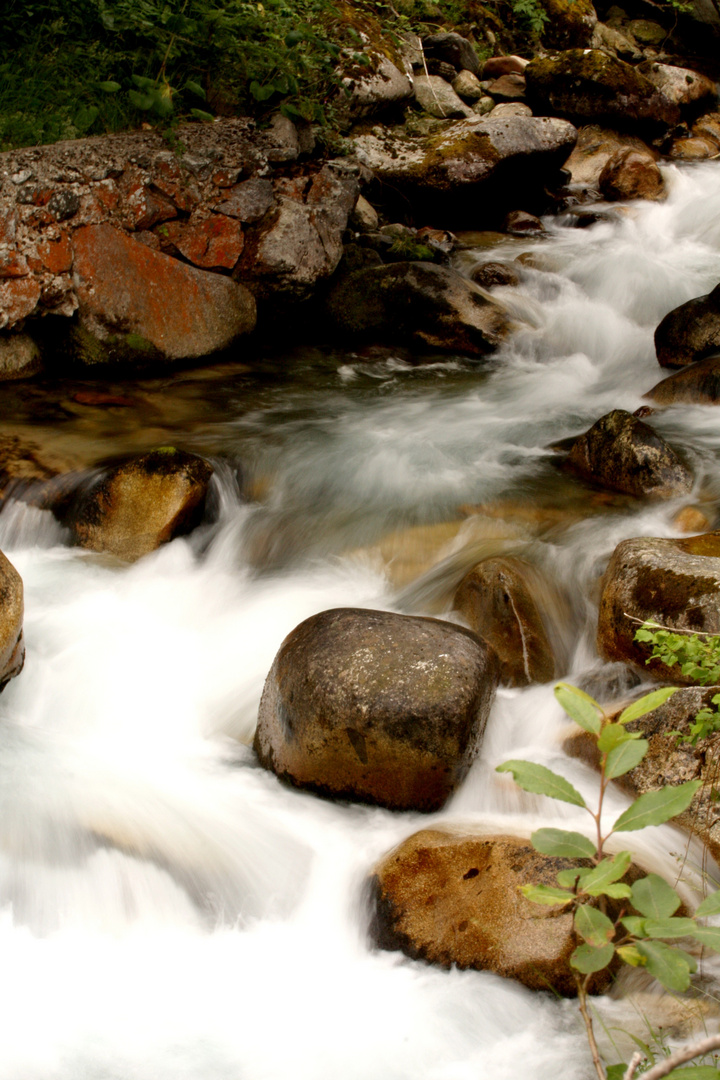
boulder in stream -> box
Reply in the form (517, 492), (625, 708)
(563, 126), (662, 200)
(654, 285), (720, 368)
(325, 262), (511, 356)
(254, 607), (499, 812)
(597, 532), (720, 679)
(646, 356), (720, 404)
(454, 557), (556, 686)
(598, 147), (665, 202)
(369, 829), (619, 995)
(562, 409), (693, 499)
(68, 448), (214, 562)
(0, 550), (25, 690)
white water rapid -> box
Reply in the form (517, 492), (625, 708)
(1, 161), (720, 1080)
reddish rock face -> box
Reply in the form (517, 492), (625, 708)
(72, 223), (256, 363)
(162, 214), (244, 269)
(0, 279), (41, 329)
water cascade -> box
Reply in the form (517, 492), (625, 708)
(1, 160), (720, 1079)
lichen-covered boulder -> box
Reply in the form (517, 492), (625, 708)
(325, 262), (511, 356)
(597, 533), (720, 679)
(525, 50), (680, 131)
(454, 557), (556, 686)
(563, 409), (693, 499)
(68, 448), (214, 562)
(72, 224), (256, 367)
(598, 147), (665, 201)
(254, 608), (499, 812)
(654, 285), (720, 368)
(368, 829), (616, 995)
(341, 54), (414, 119)
(646, 356), (720, 405)
(641, 63), (716, 110)
(0, 551), (25, 690)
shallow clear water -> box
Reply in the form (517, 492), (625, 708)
(1, 161), (720, 1078)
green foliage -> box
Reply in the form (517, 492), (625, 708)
(634, 622), (720, 744)
(497, 681), (720, 1080)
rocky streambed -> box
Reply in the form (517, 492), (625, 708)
(1, 15), (720, 1080)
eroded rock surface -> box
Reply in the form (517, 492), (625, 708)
(655, 285), (720, 368)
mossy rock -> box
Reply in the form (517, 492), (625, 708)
(539, 0), (597, 48)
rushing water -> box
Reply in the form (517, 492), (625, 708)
(1, 162), (720, 1079)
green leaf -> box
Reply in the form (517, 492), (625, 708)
(132, 74), (155, 91)
(557, 867), (591, 888)
(617, 944), (646, 967)
(621, 916), (647, 936)
(570, 942), (615, 973)
(128, 89), (155, 111)
(606, 1067), (628, 1080)
(605, 739), (649, 779)
(597, 723), (640, 753)
(554, 682), (602, 734)
(496, 761), (586, 807)
(190, 109), (214, 122)
(603, 883), (633, 899)
(73, 105), (99, 133)
(643, 917), (698, 939)
(694, 890), (720, 918)
(580, 852), (631, 897)
(635, 941), (696, 992)
(96, 80), (121, 92)
(531, 828), (596, 859)
(185, 80), (206, 99)
(575, 905), (615, 947)
(617, 687), (679, 724)
(630, 874), (681, 919)
(691, 926), (720, 951)
(520, 884), (574, 906)
(613, 781), (701, 832)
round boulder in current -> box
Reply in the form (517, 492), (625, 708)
(254, 607), (499, 811)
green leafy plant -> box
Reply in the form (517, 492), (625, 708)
(634, 622), (720, 745)
(497, 682), (720, 1080)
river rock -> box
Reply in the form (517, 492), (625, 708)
(452, 70), (486, 103)
(413, 75), (474, 119)
(470, 261), (521, 287)
(0, 331), (42, 380)
(71, 224), (256, 367)
(655, 285), (720, 368)
(325, 261), (511, 356)
(564, 126), (660, 197)
(598, 147), (665, 201)
(525, 50), (680, 132)
(692, 113), (720, 148)
(669, 137), (718, 161)
(368, 829), (615, 995)
(646, 356), (720, 404)
(591, 21), (643, 62)
(350, 194), (379, 232)
(563, 409), (693, 499)
(0, 550), (25, 690)
(352, 115), (578, 221)
(214, 177), (276, 224)
(481, 56), (529, 78)
(422, 33), (481, 76)
(254, 608), (499, 812)
(597, 533), (720, 679)
(486, 75), (527, 102)
(505, 210), (544, 235)
(238, 161), (359, 299)
(454, 557), (556, 685)
(641, 63), (716, 110)
(68, 448), (214, 562)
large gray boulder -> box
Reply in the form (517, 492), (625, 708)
(597, 533), (720, 679)
(413, 75), (473, 119)
(325, 262), (512, 356)
(563, 409), (693, 499)
(369, 829), (622, 995)
(525, 50), (680, 131)
(352, 115), (577, 220)
(654, 285), (720, 368)
(254, 608), (499, 812)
